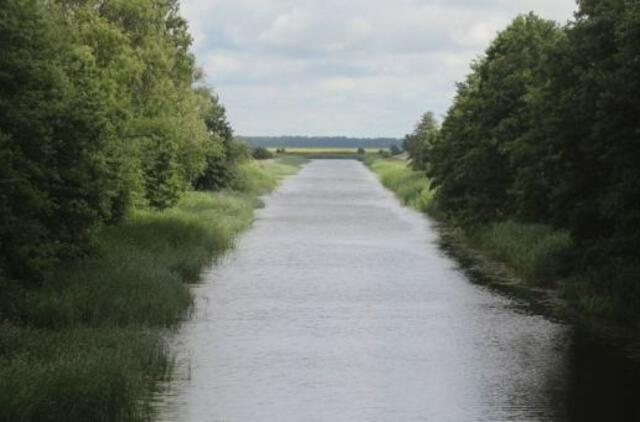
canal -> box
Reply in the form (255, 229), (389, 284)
(154, 160), (639, 421)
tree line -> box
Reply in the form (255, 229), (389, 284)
(404, 1), (640, 315)
(246, 136), (403, 149)
(0, 0), (248, 285)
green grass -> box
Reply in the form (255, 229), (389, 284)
(367, 158), (640, 323)
(0, 158), (304, 421)
(470, 221), (572, 286)
(366, 158), (435, 213)
(559, 260), (640, 321)
(366, 157), (572, 287)
(0, 326), (169, 422)
(230, 159), (303, 194)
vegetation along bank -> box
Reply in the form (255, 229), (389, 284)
(0, 0), (305, 419)
(371, 2), (640, 325)
(0, 158), (304, 421)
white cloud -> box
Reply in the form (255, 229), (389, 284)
(181, 0), (577, 137)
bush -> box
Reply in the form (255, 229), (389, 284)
(252, 147), (274, 160)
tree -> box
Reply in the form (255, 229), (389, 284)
(429, 13), (562, 225)
(252, 147), (274, 160)
(403, 112), (439, 171)
(0, 0), (119, 281)
(192, 87), (243, 190)
(0, 0), (230, 283)
(519, 0), (640, 282)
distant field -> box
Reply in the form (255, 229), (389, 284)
(268, 147), (386, 154)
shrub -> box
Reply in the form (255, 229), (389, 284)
(252, 147), (274, 160)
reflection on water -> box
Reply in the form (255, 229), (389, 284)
(153, 160), (640, 421)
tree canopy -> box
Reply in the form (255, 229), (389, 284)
(405, 5), (640, 313)
(0, 0), (240, 284)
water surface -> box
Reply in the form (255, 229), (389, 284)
(154, 160), (639, 422)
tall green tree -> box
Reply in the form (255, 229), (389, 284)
(520, 0), (640, 276)
(0, 0), (117, 281)
(430, 13), (563, 225)
(0, 0), (230, 283)
(193, 87), (246, 191)
(403, 111), (439, 172)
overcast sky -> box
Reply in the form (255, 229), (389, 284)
(181, 0), (578, 138)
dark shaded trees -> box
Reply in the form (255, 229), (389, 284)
(0, 0), (234, 283)
(193, 87), (244, 190)
(517, 0), (640, 307)
(0, 0), (117, 281)
(412, 5), (640, 316)
(428, 13), (563, 225)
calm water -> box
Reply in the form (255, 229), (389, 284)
(154, 160), (639, 422)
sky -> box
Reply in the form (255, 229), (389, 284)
(180, 0), (578, 138)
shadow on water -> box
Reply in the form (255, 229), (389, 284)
(434, 221), (640, 422)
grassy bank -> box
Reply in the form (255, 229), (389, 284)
(366, 159), (435, 213)
(367, 158), (640, 324)
(0, 158), (303, 421)
(365, 157), (574, 290)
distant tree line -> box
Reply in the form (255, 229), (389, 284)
(246, 136), (402, 149)
(0, 0), (249, 285)
(405, 3), (640, 312)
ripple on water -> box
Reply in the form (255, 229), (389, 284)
(153, 160), (640, 422)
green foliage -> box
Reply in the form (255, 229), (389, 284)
(403, 111), (439, 171)
(192, 87), (239, 191)
(0, 0), (302, 417)
(230, 159), (301, 194)
(0, 159), (303, 420)
(368, 158), (571, 287)
(517, 1), (640, 272)
(471, 222), (572, 286)
(0, 326), (168, 422)
(0, 0), (240, 282)
(429, 13), (562, 225)
(252, 146), (275, 160)
(367, 158), (435, 213)
(412, 6), (640, 319)
(0, 0), (117, 282)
